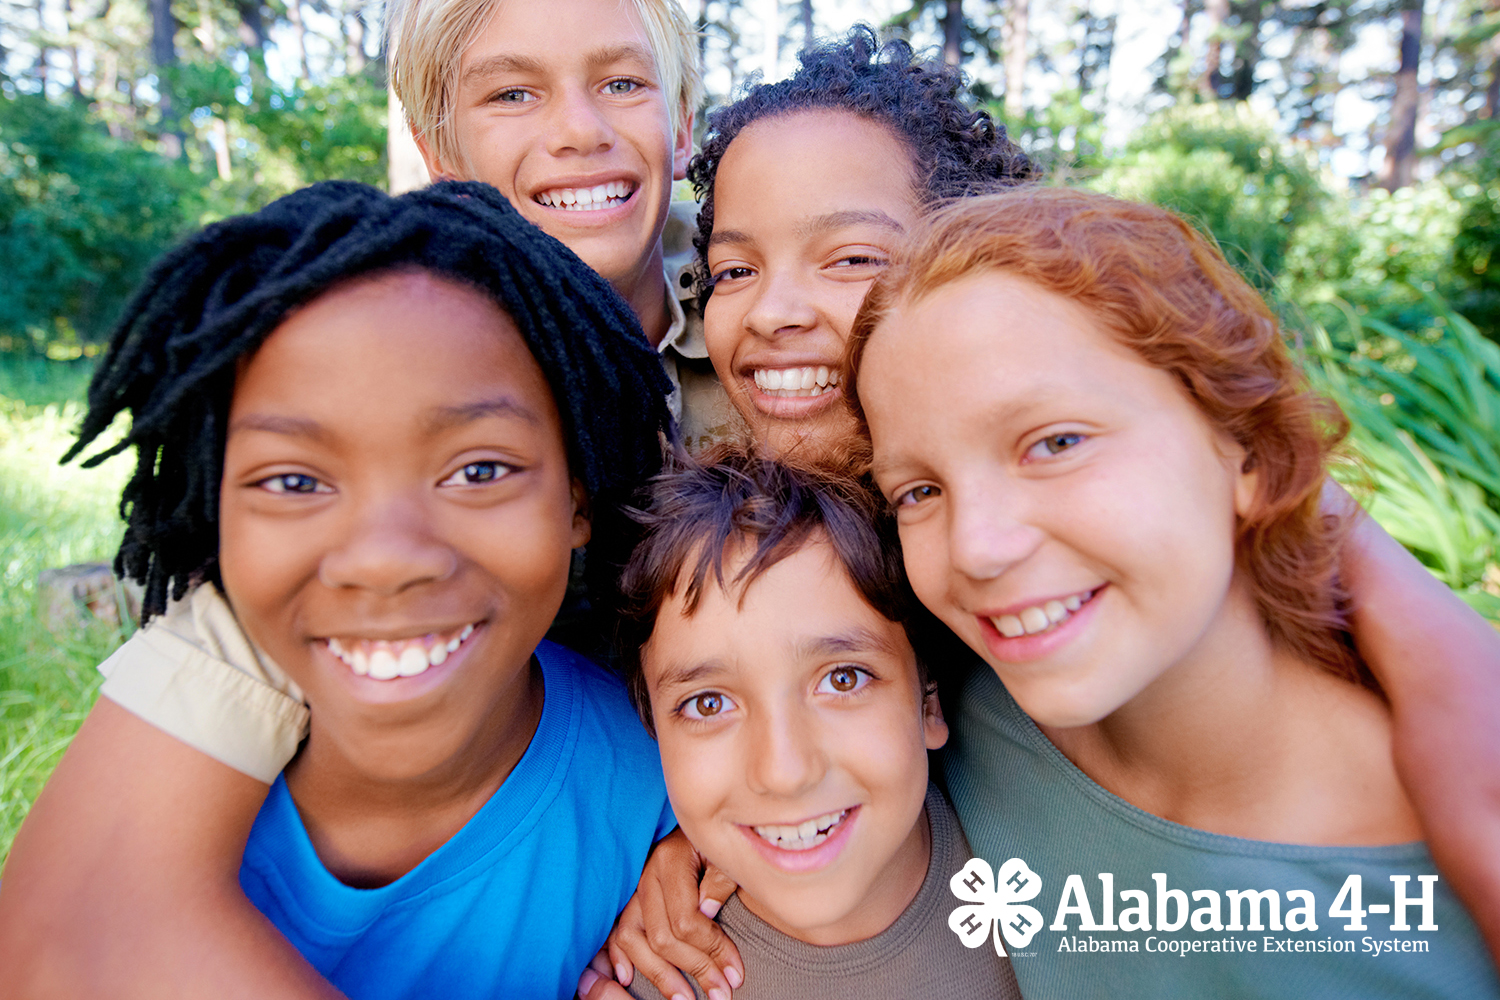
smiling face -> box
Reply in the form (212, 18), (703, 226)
(860, 272), (1259, 729)
(642, 538), (946, 946)
(704, 110), (921, 458)
(423, 0), (691, 300)
(218, 270), (587, 782)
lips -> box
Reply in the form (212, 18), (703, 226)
(751, 366), (840, 398)
(325, 623), (477, 680)
(988, 588), (1099, 638)
(740, 805), (861, 874)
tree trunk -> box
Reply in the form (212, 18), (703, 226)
(1379, 0), (1423, 191)
(942, 0), (962, 67)
(149, 0), (182, 157)
(801, 0), (813, 50)
(286, 0), (310, 80)
(1228, 0), (1263, 100)
(346, 1), (366, 75)
(1200, 0), (1228, 99)
(1004, 0), (1029, 119)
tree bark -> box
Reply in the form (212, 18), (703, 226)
(149, 0), (182, 158)
(1379, 0), (1423, 191)
(1004, 0), (1029, 119)
(1228, 0), (1263, 100)
(1200, 0), (1228, 99)
(942, 0), (962, 67)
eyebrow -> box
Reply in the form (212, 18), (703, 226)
(227, 414), (329, 443)
(423, 396), (543, 434)
(707, 210), (905, 251)
(462, 44), (656, 88)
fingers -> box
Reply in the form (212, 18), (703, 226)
(577, 967), (635, 1000)
(697, 865), (740, 921)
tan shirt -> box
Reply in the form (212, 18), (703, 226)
(97, 203), (735, 781)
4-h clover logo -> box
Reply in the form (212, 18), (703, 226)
(948, 857), (1044, 956)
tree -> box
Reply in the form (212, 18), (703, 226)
(1380, 0), (1424, 190)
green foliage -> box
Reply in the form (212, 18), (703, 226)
(0, 389), (132, 861)
(1093, 104), (1326, 287)
(1306, 294), (1500, 621)
(0, 92), (198, 350)
(1443, 119), (1500, 340)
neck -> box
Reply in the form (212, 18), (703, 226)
(1040, 581), (1419, 846)
(614, 243), (672, 348)
(284, 658), (546, 887)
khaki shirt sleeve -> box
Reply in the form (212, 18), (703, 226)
(97, 585), (309, 784)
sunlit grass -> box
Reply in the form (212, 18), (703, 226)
(0, 387), (131, 863)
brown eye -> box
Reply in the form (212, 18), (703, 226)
(681, 691), (734, 720)
(820, 666), (870, 695)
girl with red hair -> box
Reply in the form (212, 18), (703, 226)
(844, 187), (1499, 998)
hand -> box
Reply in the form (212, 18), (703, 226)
(600, 828), (743, 1000)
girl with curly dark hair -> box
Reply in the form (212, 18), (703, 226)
(683, 25), (1033, 458)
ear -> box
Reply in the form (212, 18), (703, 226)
(671, 106), (694, 182)
(570, 479), (592, 549)
(922, 684), (949, 751)
(413, 129), (458, 183)
(1227, 440), (1260, 522)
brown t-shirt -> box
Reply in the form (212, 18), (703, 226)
(629, 784), (1024, 1000)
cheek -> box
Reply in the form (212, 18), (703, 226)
(656, 728), (736, 835)
(897, 521), (961, 625)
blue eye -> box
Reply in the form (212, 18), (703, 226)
(1025, 433), (1087, 460)
(817, 666), (872, 695)
(439, 461), (514, 487)
(604, 78), (642, 95)
(492, 88), (534, 104)
(258, 473), (329, 495)
(895, 484), (940, 507)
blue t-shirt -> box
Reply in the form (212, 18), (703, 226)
(239, 641), (675, 1000)
(945, 665), (1500, 1000)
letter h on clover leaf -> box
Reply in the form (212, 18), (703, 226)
(949, 857), (1045, 955)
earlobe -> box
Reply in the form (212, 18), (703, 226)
(922, 687), (949, 751)
(671, 107), (694, 182)
(413, 130), (456, 183)
(570, 480), (592, 549)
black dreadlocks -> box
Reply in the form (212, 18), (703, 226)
(686, 24), (1035, 298)
(66, 180), (674, 625)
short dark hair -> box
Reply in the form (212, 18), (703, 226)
(67, 180), (674, 624)
(685, 24), (1035, 295)
(617, 447), (952, 733)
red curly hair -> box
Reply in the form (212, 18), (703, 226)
(845, 187), (1361, 683)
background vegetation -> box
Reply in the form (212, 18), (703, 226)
(2, 0), (1499, 860)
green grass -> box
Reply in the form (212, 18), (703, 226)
(0, 385), (131, 863)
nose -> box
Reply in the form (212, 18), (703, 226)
(544, 84), (616, 157)
(745, 702), (827, 799)
(946, 487), (1045, 582)
(743, 267), (819, 340)
(318, 492), (458, 595)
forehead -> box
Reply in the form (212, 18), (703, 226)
(462, 0), (660, 76)
(645, 538), (915, 681)
(232, 271), (561, 437)
(713, 110), (920, 230)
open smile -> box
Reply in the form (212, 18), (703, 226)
(739, 805), (860, 874)
(987, 587), (1101, 638)
(325, 622), (479, 681)
(533, 180), (636, 212)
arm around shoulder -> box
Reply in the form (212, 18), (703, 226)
(0, 697), (341, 999)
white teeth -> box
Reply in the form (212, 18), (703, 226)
(368, 648), (399, 680)
(990, 590), (1095, 640)
(397, 646), (428, 677)
(996, 615), (1025, 638)
(325, 623), (477, 681)
(536, 182), (634, 211)
(752, 809), (849, 851)
(751, 366), (842, 398)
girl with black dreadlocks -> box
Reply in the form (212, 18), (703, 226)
(0, 181), (679, 998)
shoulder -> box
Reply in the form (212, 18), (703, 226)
(535, 641), (663, 773)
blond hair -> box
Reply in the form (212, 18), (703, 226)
(388, 0), (703, 174)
